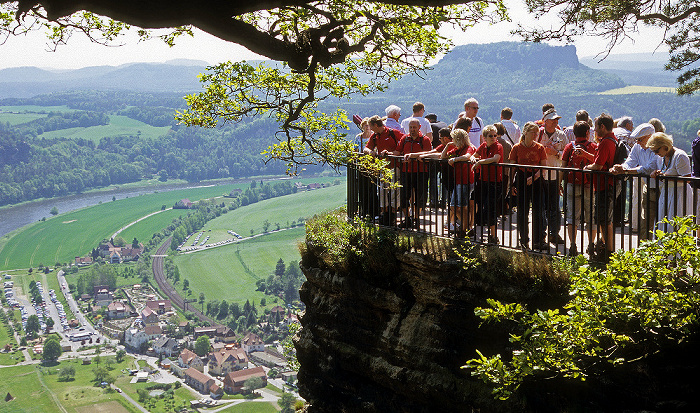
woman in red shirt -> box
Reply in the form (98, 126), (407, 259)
(473, 125), (504, 244)
(441, 127), (476, 238)
(509, 121), (548, 250)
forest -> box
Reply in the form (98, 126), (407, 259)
(0, 91), (325, 207)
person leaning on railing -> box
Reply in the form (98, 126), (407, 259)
(472, 125), (504, 244)
(559, 120), (597, 257)
(609, 123), (661, 240)
(418, 127), (454, 209)
(647, 132), (694, 234)
(364, 115), (404, 225)
(441, 127), (477, 238)
(509, 121), (548, 250)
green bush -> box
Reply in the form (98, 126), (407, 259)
(465, 216), (700, 400)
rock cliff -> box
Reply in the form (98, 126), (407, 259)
(295, 239), (569, 412)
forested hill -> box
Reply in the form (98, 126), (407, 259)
(339, 41), (700, 152)
(340, 41), (625, 122)
(0, 61), (207, 98)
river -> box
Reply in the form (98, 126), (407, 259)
(0, 182), (232, 239)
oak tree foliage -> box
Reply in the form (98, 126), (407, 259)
(0, 0), (505, 172)
(518, 0), (700, 94)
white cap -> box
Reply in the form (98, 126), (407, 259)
(542, 110), (562, 121)
(630, 123), (655, 140)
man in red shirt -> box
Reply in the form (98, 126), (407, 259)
(584, 113), (617, 260)
(395, 119), (432, 228)
(560, 121), (597, 256)
(364, 115), (403, 225)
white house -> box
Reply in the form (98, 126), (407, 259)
(125, 327), (149, 350)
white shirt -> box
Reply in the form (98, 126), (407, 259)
(400, 116), (432, 137)
(385, 118), (404, 133)
(623, 143), (661, 189)
(537, 127), (568, 180)
(500, 119), (521, 145)
(452, 113), (483, 148)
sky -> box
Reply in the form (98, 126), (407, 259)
(0, 1), (669, 70)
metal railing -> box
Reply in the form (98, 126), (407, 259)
(347, 156), (700, 260)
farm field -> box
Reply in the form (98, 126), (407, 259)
(0, 183), (246, 271)
(0, 176), (343, 272)
(599, 85), (676, 95)
(0, 112), (46, 125)
(174, 182), (346, 304)
(37, 115), (171, 142)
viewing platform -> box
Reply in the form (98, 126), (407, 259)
(347, 157), (700, 261)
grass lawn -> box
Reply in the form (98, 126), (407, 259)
(41, 357), (140, 413)
(0, 348), (22, 365)
(0, 364), (61, 412)
(598, 85), (676, 95)
(174, 182), (345, 305)
(38, 115), (171, 142)
(221, 402), (279, 413)
(114, 375), (195, 413)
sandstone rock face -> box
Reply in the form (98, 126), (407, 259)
(295, 250), (556, 412)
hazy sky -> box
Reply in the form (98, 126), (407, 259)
(0, 1), (669, 70)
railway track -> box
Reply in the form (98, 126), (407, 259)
(152, 237), (216, 325)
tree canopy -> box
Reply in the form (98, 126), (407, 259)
(519, 0), (700, 94)
(0, 0), (505, 172)
(2, 0), (700, 171)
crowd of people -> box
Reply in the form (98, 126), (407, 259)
(352, 100), (700, 261)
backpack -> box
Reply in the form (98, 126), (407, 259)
(603, 136), (629, 166)
(371, 128), (399, 147)
(399, 135), (425, 152)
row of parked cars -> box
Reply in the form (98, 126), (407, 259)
(48, 288), (70, 332)
(4, 280), (19, 307)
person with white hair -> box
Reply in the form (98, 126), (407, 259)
(647, 132), (693, 233)
(384, 105), (404, 132)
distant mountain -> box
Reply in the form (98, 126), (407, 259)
(0, 62), (206, 98)
(580, 52), (678, 87)
(339, 41), (626, 123)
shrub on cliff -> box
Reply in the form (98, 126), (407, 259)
(465, 216), (700, 401)
(303, 207), (398, 277)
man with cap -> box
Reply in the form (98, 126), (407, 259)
(609, 122), (661, 240)
(536, 108), (569, 248)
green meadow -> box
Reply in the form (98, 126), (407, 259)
(0, 184), (242, 270)
(0, 364), (60, 413)
(0, 112), (47, 125)
(599, 85), (676, 95)
(0, 177), (344, 271)
(38, 115), (171, 142)
(173, 183), (346, 304)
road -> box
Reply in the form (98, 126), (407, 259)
(151, 237), (216, 325)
